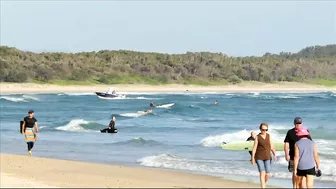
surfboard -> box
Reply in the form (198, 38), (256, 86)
(100, 129), (118, 133)
(156, 103), (175, 108)
(220, 141), (284, 151)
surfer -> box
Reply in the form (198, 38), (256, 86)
(293, 126), (321, 189)
(100, 116), (118, 133)
(150, 102), (157, 107)
(214, 100), (218, 105)
(21, 110), (39, 156)
(246, 131), (257, 156)
(284, 117), (313, 189)
(251, 123), (277, 189)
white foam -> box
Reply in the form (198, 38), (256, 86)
(119, 112), (149, 118)
(59, 92), (95, 96)
(138, 153), (336, 182)
(0, 96), (27, 102)
(55, 119), (91, 132)
(22, 95), (40, 101)
(0, 95), (40, 102)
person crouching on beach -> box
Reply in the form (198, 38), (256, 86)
(293, 127), (321, 189)
(21, 110), (39, 156)
(251, 123), (277, 188)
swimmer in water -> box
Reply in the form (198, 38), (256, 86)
(214, 100), (218, 105)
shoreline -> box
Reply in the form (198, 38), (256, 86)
(0, 153), (266, 188)
(1, 82), (335, 94)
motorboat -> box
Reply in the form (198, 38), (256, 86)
(95, 87), (126, 99)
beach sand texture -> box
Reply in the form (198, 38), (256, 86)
(1, 154), (262, 188)
(0, 82), (335, 94)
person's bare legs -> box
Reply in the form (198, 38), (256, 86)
(306, 175), (314, 189)
(300, 176), (307, 188)
(260, 171), (266, 188)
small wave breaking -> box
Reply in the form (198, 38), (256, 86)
(0, 95), (40, 102)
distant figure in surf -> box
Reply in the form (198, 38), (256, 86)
(150, 102), (157, 107)
(247, 131), (257, 156)
(214, 100), (218, 105)
(21, 109), (39, 156)
(100, 116), (118, 133)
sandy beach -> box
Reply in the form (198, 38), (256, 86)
(0, 82), (335, 94)
(0, 154), (263, 188)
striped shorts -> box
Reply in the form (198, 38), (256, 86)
(25, 128), (36, 142)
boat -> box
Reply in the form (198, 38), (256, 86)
(95, 87), (126, 99)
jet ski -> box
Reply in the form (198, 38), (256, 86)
(95, 87), (126, 99)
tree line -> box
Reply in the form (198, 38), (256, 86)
(0, 45), (335, 84)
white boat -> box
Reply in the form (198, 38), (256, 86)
(95, 87), (126, 99)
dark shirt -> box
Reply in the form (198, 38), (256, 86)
(284, 128), (313, 160)
(108, 120), (115, 130)
(246, 136), (255, 141)
(246, 136), (255, 156)
(24, 116), (37, 128)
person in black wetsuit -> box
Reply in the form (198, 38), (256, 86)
(100, 116), (118, 133)
(247, 131), (257, 156)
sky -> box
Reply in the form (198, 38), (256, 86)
(1, 0), (335, 56)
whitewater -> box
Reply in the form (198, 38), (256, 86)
(0, 91), (335, 187)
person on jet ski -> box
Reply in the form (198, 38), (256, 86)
(100, 116), (118, 133)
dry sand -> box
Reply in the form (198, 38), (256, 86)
(0, 154), (263, 188)
(0, 82), (335, 94)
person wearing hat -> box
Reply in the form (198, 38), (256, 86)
(100, 115), (118, 133)
(293, 126), (321, 188)
(21, 110), (39, 156)
(284, 117), (313, 188)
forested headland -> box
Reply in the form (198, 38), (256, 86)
(1, 45), (336, 86)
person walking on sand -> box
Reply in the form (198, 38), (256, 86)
(293, 126), (321, 189)
(21, 110), (39, 156)
(251, 123), (277, 188)
(284, 117), (313, 188)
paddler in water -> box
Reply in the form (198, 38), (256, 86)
(21, 110), (39, 156)
(100, 116), (118, 133)
(214, 100), (218, 105)
(150, 102), (157, 107)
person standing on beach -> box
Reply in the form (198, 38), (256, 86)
(293, 126), (321, 189)
(284, 117), (313, 188)
(21, 110), (39, 156)
(251, 123), (277, 189)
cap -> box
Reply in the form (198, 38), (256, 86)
(296, 127), (309, 136)
(294, 117), (302, 124)
(28, 110), (34, 113)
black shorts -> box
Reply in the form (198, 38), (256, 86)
(297, 167), (316, 177)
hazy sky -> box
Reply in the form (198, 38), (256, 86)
(1, 0), (335, 56)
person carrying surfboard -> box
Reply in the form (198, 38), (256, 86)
(21, 110), (39, 156)
(251, 123), (277, 189)
(284, 117), (313, 189)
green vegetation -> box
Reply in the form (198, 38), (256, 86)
(0, 45), (335, 86)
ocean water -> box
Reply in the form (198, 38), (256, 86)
(1, 91), (335, 187)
